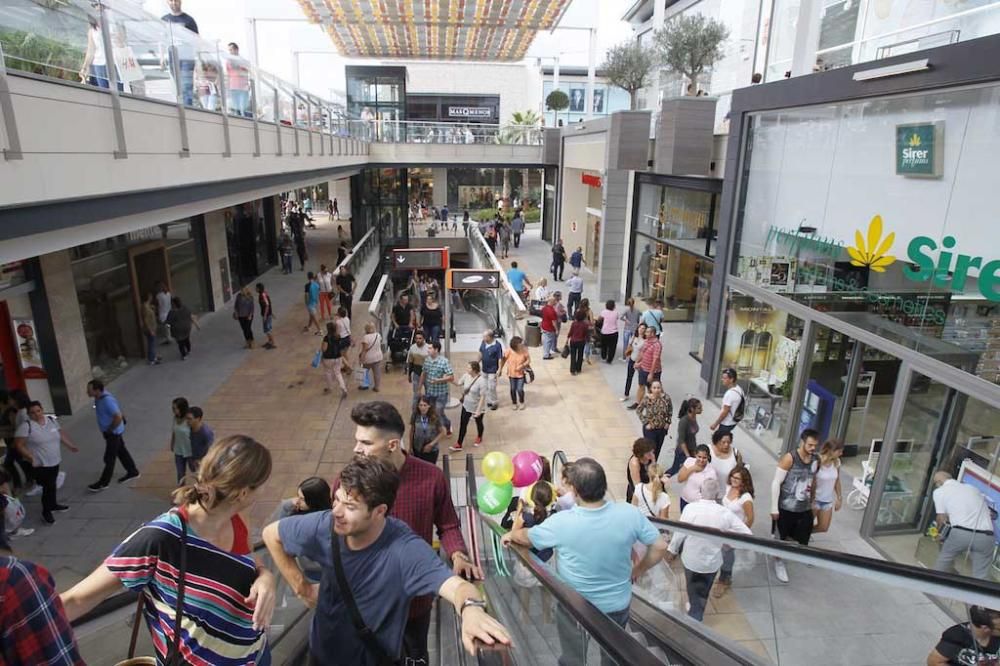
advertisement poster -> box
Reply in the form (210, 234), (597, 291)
(720, 295), (789, 382)
(458, 185), (501, 209)
(12, 318), (45, 378)
(569, 88), (585, 112)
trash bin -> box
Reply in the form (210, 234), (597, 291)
(524, 318), (542, 347)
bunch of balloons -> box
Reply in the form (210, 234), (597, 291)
(477, 450), (545, 514)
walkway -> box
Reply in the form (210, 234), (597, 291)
(492, 227), (950, 666)
(13, 218), (950, 665)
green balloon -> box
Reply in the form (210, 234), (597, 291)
(477, 481), (514, 515)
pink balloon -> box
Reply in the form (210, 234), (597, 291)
(511, 451), (543, 488)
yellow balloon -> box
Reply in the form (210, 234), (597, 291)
(482, 452), (514, 485)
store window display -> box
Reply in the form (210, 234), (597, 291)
(716, 289), (805, 455)
(733, 84), (1000, 385)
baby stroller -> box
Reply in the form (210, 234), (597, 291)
(387, 325), (414, 372)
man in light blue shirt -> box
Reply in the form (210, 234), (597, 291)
(86, 379), (140, 492)
(506, 261), (531, 295)
(502, 458), (667, 666)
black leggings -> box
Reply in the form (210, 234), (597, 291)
(176, 337), (191, 357)
(624, 359), (636, 396)
(457, 407), (484, 445)
(238, 317), (254, 341)
(600, 333), (618, 363)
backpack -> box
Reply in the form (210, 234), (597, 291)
(731, 387), (746, 423)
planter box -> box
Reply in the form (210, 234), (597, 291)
(654, 96), (717, 176)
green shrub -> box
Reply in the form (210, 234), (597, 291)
(0, 28), (85, 82)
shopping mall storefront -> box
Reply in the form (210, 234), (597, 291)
(706, 36), (1000, 583)
(627, 173), (721, 360)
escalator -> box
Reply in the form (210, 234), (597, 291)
(455, 452), (1000, 666)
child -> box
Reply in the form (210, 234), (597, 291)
(511, 481), (555, 623)
(1, 470), (33, 537)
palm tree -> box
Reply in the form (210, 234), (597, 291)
(502, 110), (541, 204)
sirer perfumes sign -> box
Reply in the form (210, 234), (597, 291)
(895, 121), (943, 178)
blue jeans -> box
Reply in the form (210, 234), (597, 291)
(431, 394), (451, 430)
(556, 604), (628, 666)
(621, 329), (634, 358)
(509, 376), (525, 404)
(145, 333), (157, 363)
(89, 65), (123, 91)
(684, 568), (718, 621)
(643, 426), (667, 461)
(423, 324), (441, 343)
(542, 331), (557, 358)
(178, 60), (195, 107)
(228, 89), (250, 117)
(174, 454), (197, 484)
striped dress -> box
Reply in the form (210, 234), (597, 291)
(105, 509), (270, 665)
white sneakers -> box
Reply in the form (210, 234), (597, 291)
(773, 558), (789, 583)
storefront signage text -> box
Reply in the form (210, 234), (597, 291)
(905, 236), (1000, 302)
(447, 106), (493, 119)
(850, 215), (1000, 302)
(798, 263), (948, 325)
(581, 173), (602, 188)
(895, 122), (943, 178)
(766, 225), (844, 258)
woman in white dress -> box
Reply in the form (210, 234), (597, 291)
(714, 466), (755, 598)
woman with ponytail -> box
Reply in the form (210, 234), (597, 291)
(511, 480), (556, 623)
(61, 435), (277, 665)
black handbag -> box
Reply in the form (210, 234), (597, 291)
(120, 511), (188, 666)
(561, 344), (570, 359)
(331, 529), (400, 666)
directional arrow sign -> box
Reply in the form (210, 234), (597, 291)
(391, 248), (449, 270)
(447, 269), (501, 290)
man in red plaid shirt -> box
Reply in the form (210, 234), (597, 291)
(338, 401), (481, 665)
(0, 528), (83, 665)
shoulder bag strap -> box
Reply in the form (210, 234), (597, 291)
(640, 485), (656, 516)
(331, 530), (398, 666)
(167, 511), (189, 666)
(126, 511), (188, 664)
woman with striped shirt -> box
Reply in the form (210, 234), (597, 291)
(61, 435), (277, 665)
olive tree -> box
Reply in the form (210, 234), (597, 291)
(653, 14), (729, 95)
(601, 40), (655, 110)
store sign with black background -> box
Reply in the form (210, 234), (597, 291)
(447, 106), (493, 120)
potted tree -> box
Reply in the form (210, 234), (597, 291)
(652, 14), (729, 96)
(545, 89), (569, 126)
(600, 40), (655, 110)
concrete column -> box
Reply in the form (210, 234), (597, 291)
(586, 29), (597, 119)
(791, 0), (823, 77)
(432, 168), (448, 207)
(330, 178), (352, 219)
(203, 210), (231, 308)
(596, 169), (629, 302)
(38, 250), (91, 412)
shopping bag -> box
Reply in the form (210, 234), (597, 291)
(311, 350), (322, 369)
(359, 368), (372, 390)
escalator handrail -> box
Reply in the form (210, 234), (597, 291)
(550, 450), (569, 487)
(477, 512), (668, 666)
(647, 516), (1000, 608)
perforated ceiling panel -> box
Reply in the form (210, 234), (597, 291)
(296, 0), (572, 60)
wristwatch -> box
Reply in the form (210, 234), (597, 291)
(460, 599), (487, 615)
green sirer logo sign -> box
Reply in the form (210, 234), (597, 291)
(896, 122), (942, 177)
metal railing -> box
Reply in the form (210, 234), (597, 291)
(467, 226), (528, 340)
(347, 119), (543, 146)
(0, 0), (363, 139)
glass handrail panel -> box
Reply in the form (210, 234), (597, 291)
(644, 517), (1000, 665)
(0, 0), (91, 83)
(100, 0), (173, 103)
(0, 0), (346, 133)
(219, 50), (253, 119)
